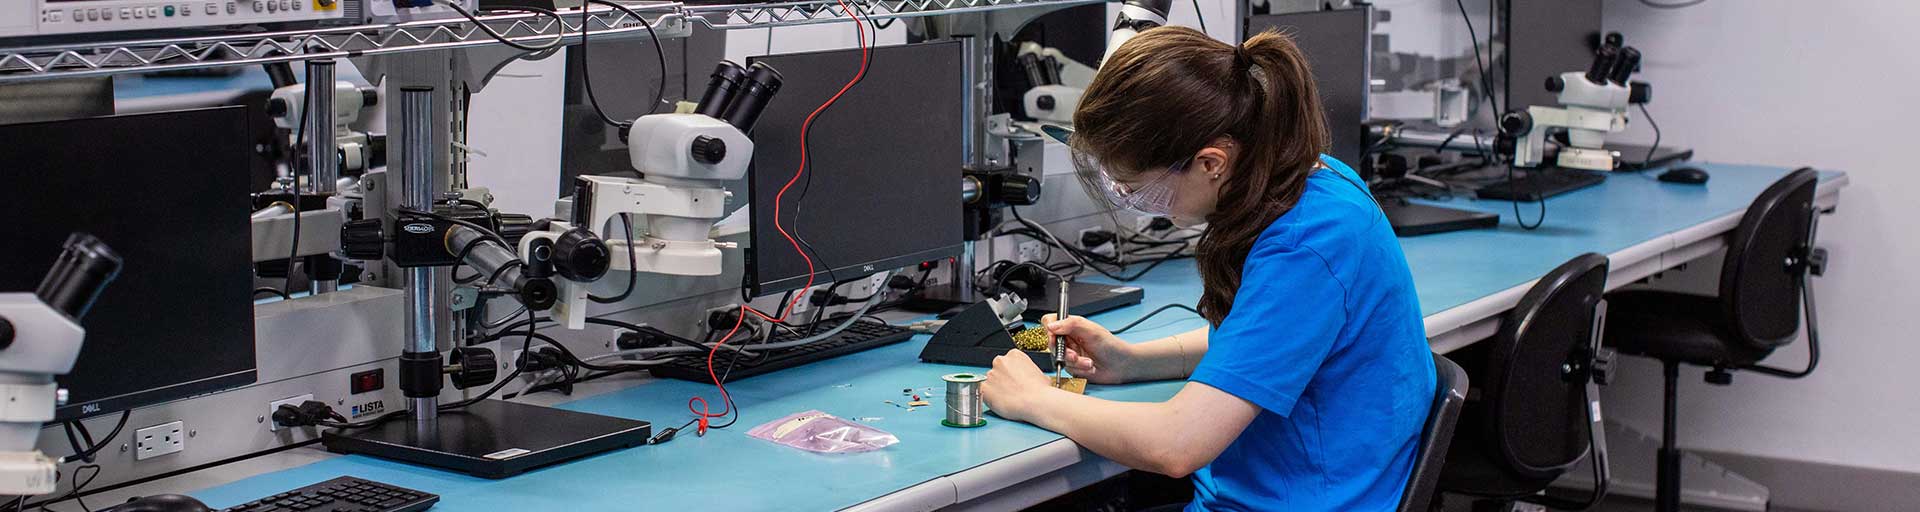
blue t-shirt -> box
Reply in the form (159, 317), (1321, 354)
(1186, 156), (1436, 511)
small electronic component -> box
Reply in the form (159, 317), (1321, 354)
(1053, 378), (1088, 395)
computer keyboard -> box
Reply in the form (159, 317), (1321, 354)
(1474, 170), (1607, 201)
(651, 321), (916, 382)
(220, 476), (437, 512)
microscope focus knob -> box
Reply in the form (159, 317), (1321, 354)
(996, 174), (1042, 206)
(690, 135), (728, 165)
(0, 318), (13, 351)
(1035, 95), (1057, 111)
(446, 347), (499, 390)
(1545, 75), (1565, 93)
(340, 219), (386, 260)
(494, 213), (535, 247)
(552, 228), (612, 282)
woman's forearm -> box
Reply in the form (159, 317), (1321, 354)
(1123, 327), (1209, 382)
(1023, 381), (1255, 477)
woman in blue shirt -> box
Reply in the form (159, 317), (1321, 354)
(979, 27), (1437, 510)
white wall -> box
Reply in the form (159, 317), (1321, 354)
(466, 55), (567, 217)
(1595, 0), (1920, 475)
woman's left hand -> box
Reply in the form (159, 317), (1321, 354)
(982, 349), (1055, 423)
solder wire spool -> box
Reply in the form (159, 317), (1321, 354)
(941, 373), (987, 428)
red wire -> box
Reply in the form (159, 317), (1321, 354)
(690, 0), (872, 435)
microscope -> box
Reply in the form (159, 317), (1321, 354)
(1017, 42), (1098, 125)
(0, 234), (120, 495)
(1501, 36), (1649, 172)
(267, 81), (383, 182)
(521, 60), (783, 329)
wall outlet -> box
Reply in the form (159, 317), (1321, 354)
(135, 421), (185, 460)
(267, 394), (316, 432)
(1017, 240), (1048, 263)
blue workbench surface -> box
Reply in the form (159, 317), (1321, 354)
(184, 163), (1826, 510)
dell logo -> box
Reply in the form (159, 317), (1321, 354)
(862, 264), (876, 272)
(402, 223), (434, 234)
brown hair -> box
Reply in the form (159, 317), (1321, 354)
(1070, 27), (1330, 327)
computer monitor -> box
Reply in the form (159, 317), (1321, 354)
(0, 106), (259, 421)
(1502, 0), (1603, 112)
(744, 41), (968, 297)
(1248, 7), (1372, 173)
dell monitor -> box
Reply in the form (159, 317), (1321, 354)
(0, 106), (259, 420)
(744, 41), (968, 296)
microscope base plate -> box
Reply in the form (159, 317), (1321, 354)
(321, 400), (651, 479)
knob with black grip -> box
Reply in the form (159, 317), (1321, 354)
(494, 213), (534, 247)
(690, 135), (728, 165)
(552, 228), (611, 282)
(340, 219), (386, 260)
(996, 174), (1042, 206)
(446, 347), (499, 390)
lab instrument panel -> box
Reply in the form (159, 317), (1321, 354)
(4, 0), (357, 39)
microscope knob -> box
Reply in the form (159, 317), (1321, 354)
(493, 213), (535, 247)
(514, 276), (559, 310)
(0, 318), (12, 351)
(340, 219), (386, 260)
(690, 135), (728, 165)
(1035, 95), (1057, 111)
(552, 228), (612, 282)
(1498, 110), (1533, 138)
(446, 347), (499, 390)
(996, 174), (1042, 206)
(1545, 75), (1565, 93)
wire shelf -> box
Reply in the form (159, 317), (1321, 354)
(685, 0), (1104, 30)
(0, 2), (689, 83)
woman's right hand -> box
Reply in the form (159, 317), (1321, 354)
(1043, 314), (1135, 384)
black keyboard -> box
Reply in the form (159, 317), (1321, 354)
(1475, 170), (1607, 201)
(219, 476), (436, 512)
(651, 321), (916, 382)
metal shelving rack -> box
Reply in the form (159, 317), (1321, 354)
(685, 0), (1104, 30)
(0, 0), (1106, 83)
(0, 2), (690, 83)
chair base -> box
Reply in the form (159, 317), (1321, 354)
(1658, 360), (1682, 512)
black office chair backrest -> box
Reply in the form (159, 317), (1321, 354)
(1720, 167), (1819, 352)
(1398, 353), (1468, 512)
(1484, 253), (1610, 481)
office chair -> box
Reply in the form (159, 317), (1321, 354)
(1603, 168), (1826, 512)
(1398, 353), (1469, 512)
(1435, 253), (1615, 511)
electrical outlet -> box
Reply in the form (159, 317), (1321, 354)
(1017, 240), (1048, 263)
(1133, 215), (1157, 234)
(135, 421), (185, 460)
(267, 394), (315, 432)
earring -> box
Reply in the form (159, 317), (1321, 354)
(1209, 172), (1223, 180)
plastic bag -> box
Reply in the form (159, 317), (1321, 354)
(747, 410), (899, 454)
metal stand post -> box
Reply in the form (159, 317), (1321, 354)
(305, 59), (341, 295)
(398, 86), (441, 423)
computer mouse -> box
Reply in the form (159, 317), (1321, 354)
(103, 494), (212, 512)
(1659, 166), (1710, 185)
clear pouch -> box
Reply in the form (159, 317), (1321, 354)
(747, 410), (900, 454)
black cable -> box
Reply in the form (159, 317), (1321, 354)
(1638, 0), (1706, 8)
(450, 233), (502, 284)
(578, 0), (671, 130)
(782, 4), (877, 295)
(439, 1), (566, 52)
(1189, 0), (1207, 35)
(484, 260), (526, 287)
(1637, 103), (1662, 168)
(1506, 160), (1546, 230)
(252, 287), (293, 300)
(1454, 0), (1501, 116)
(36, 464), (100, 512)
(1109, 303), (1204, 335)
(281, 93), (310, 298)
(62, 412), (129, 464)
(589, 213), (637, 303)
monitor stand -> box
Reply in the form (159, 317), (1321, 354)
(321, 400), (651, 479)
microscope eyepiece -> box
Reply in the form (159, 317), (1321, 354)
(723, 62), (784, 132)
(35, 233), (122, 320)
(694, 61), (750, 120)
(1609, 47), (1642, 85)
(1586, 45), (1619, 85)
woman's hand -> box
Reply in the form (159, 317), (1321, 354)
(1043, 314), (1135, 384)
(981, 349), (1056, 423)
